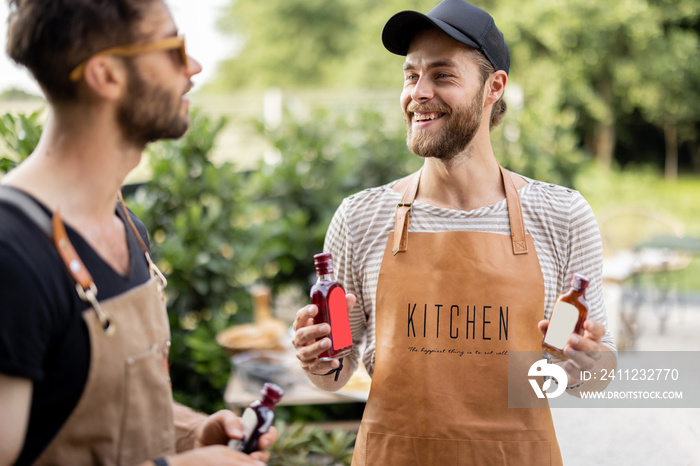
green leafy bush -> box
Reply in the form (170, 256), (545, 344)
(0, 110), (43, 172)
(247, 107), (420, 293)
(268, 422), (356, 466)
(129, 110), (258, 413)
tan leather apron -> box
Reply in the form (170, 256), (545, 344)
(352, 165), (562, 466)
(29, 196), (176, 466)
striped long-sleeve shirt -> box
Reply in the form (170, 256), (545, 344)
(317, 173), (616, 389)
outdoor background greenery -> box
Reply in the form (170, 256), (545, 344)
(210, 0), (700, 180)
(1, 0), (699, 461)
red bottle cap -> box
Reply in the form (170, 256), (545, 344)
(570, 273), (589, 292)
(313, 253), (334, 275)
(261, 382), (284, 404)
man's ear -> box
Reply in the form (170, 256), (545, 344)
(81, 56), (128, 101)
(484, 70), (507, 106)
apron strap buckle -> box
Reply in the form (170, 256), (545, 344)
(53, 209), (116, 335)
(146, 252), (168, 286)
(76, 282), (116, 336)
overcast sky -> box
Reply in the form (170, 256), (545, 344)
(0, 0), (232, 95)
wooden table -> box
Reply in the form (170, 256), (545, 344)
(223, 349), (370, 412)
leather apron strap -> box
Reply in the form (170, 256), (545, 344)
(0, 186), (53, 235)
(0, 188), (168, 333)
(392, 164), (528, 255)
(392, 169), (422, 255)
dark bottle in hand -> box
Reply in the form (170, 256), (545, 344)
(228, 382), (284, 454)
(310, 253), (353, 361)
(543, 273), (590, 357)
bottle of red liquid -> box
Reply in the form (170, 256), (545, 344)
(543, 273), (589, 357)
(310, 253), (353, 361)
(228, 382), (284, 454)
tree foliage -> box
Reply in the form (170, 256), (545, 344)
(211, 0), (700, 176)
(500, 0), (700, 175)
(210, 0), (436, 90)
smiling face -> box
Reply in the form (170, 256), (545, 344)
(116, 0), (202, 145)
(401, 28), (489, 161)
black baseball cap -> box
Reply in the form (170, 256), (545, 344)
(382, 0), (510, 74)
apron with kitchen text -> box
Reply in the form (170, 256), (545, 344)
(352, 165), (562, 466)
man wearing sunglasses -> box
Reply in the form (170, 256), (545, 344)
(0, 1), (275, 465)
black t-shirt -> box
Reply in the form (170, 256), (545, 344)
(0, 188), (151, 465)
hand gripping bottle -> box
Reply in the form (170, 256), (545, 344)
(229, 382), (284, 454)
(543, 273), (589, 357)
(310, 253), (353, 361)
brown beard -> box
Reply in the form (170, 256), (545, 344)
(118, 61), (190, 146)
(404, 87), (483, 160)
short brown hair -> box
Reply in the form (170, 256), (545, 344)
(464, 47), (508, 130)
(6, 0), (156, 102)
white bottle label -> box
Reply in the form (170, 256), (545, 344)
(544, 301), (579, 350)
(228, 407), (257, 451)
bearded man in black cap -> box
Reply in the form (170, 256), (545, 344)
(291, 1), (616, 464)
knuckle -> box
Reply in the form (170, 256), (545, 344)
(298, 346), (315, 361)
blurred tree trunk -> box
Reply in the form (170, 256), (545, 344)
(593, 121), (615, 168)
(592, 77), (615, 168)
(691, 139), (700, 174)
(664, 117), (678, 181)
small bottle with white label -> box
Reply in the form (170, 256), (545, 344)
(542, 273), (589, 357)
(228, 382), (284, 454)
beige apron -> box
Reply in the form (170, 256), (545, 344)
(352, 165), (562, 466)
(30, 197), (176, 465)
